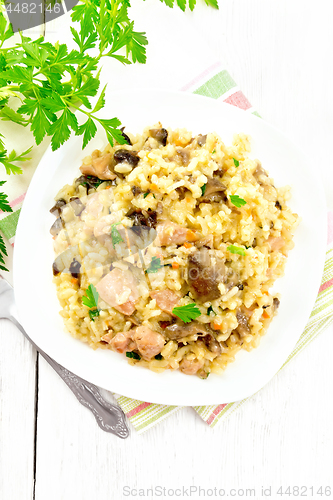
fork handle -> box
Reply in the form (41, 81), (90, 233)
(5, 294), (129, 438)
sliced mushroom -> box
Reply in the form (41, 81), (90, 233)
(164, 321), (208, 340)
(69, 197), (85, 216)
(236, 309), (251, 337)
(114, 149), (140, 167)
(203, 334), (221, 355)
(69, 258), (81, 279)
(188, 248), (225, 302)
(200, 177), (227, 203)
(149, 128), (168, 146)
(120, 127), (132, 145)
(50, 217), (64, 237)
(50, 199), (66, 217)
(196, 134), (207, 146)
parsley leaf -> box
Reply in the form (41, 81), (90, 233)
(82, 284), (100, 321)
(172, 303), (201, 323)
(201, 184), (207, 196)
(207, 305), (216, 316)
(89, 309), (100, 321)
(155, 353), (163, 360)
(82, 283), (99, 309)
(229, 195), (247, 208)
(126, 351), (141, 360)
(0, 182), (13, 213)
(233, 158), (239, 167)
(110, 222), (124, 248)
(227, 245), (246, 257)
(145, 256), (163, 274)
(143, 192), (149, 198)
(0, 233), (9, 272)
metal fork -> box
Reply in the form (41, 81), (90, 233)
(0, 278), (129, 438)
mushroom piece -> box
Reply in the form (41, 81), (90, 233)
(50, 199), (66, 217)
(187, 248), (225, 302)
(236, 309), (251, 337)
(114, 149), (140, 167)
(120, 127), (132, 145)
(203, 334), (222, 355)
(196, 134), (207, 146)
(164, 321), (208, 340)
(50, 217), (64, 237)
(200, 177), (227, 203)
(149, 128), (168, 147)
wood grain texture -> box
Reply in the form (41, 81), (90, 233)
(0, 320), (37, 500)
(1, 1), (333, 498)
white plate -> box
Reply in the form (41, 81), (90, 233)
(14, 89), (326, 405)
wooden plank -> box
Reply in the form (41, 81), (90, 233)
(0, 320), (37, 500)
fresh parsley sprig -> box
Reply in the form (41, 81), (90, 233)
(227, 244), (246, 257)
(110, 222), (124, 248)
(82, 283), (100, 321)
(172, 303), (201, 323)
(145, 256), (163, 274)
(229, 195), (247, 208)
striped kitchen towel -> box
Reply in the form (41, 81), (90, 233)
(2, 63), (333, 433)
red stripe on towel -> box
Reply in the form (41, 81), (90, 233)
(206, 404), (227, 425)
(126, 402), (151, 418)
(319, 277), (333, 294)
(223, 90), (252, 110)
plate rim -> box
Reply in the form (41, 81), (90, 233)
(13, 88), (327, 405)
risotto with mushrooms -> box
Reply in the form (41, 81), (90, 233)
(50, 124), (299, 378)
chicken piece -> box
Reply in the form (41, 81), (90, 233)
(267, 236), (285, 252)
(132, 326), (165, 360)
(156, 221), (198, 246)
(81, 192), (104, 219)
(179, 357), (205, 375)
(150, 289), (180, 314)
(109, 330), (136, 353)
(96, 268), (139, 315)
(80, 152), (117, 180)
(100, 332), (114, 344)
(94, 214), (120, 239)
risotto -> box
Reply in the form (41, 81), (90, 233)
(50, 124), (299, 378)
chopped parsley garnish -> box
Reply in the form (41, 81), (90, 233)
(229, 195), (247, 208)
(172, 303), (201, 323)
(145, 256), (163, 274)
(126, 352), (141, 360)
(212, 149), (216, 154)
(89, 309), (100, 322)
(110, 222), (124, 248)
(233, 158), (240, 167)
(207, 305), (216, 316)
(245, 245), (251, 249)
(227, 245), (246, 257)
(82, 284), (100, 321)
(143, 192), (149, 198)
(155, 354), (163, 360)
(201, 184), (207, 196)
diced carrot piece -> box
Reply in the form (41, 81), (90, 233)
(150, 183), (158, 191)
(213, 322), (223, 330)
(183, 242), (192, 249)
(187, 230), (198, 242)
(172, 262), (179, 269)
(71, 278), (78, 285)
(262, 311), (270, 319)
